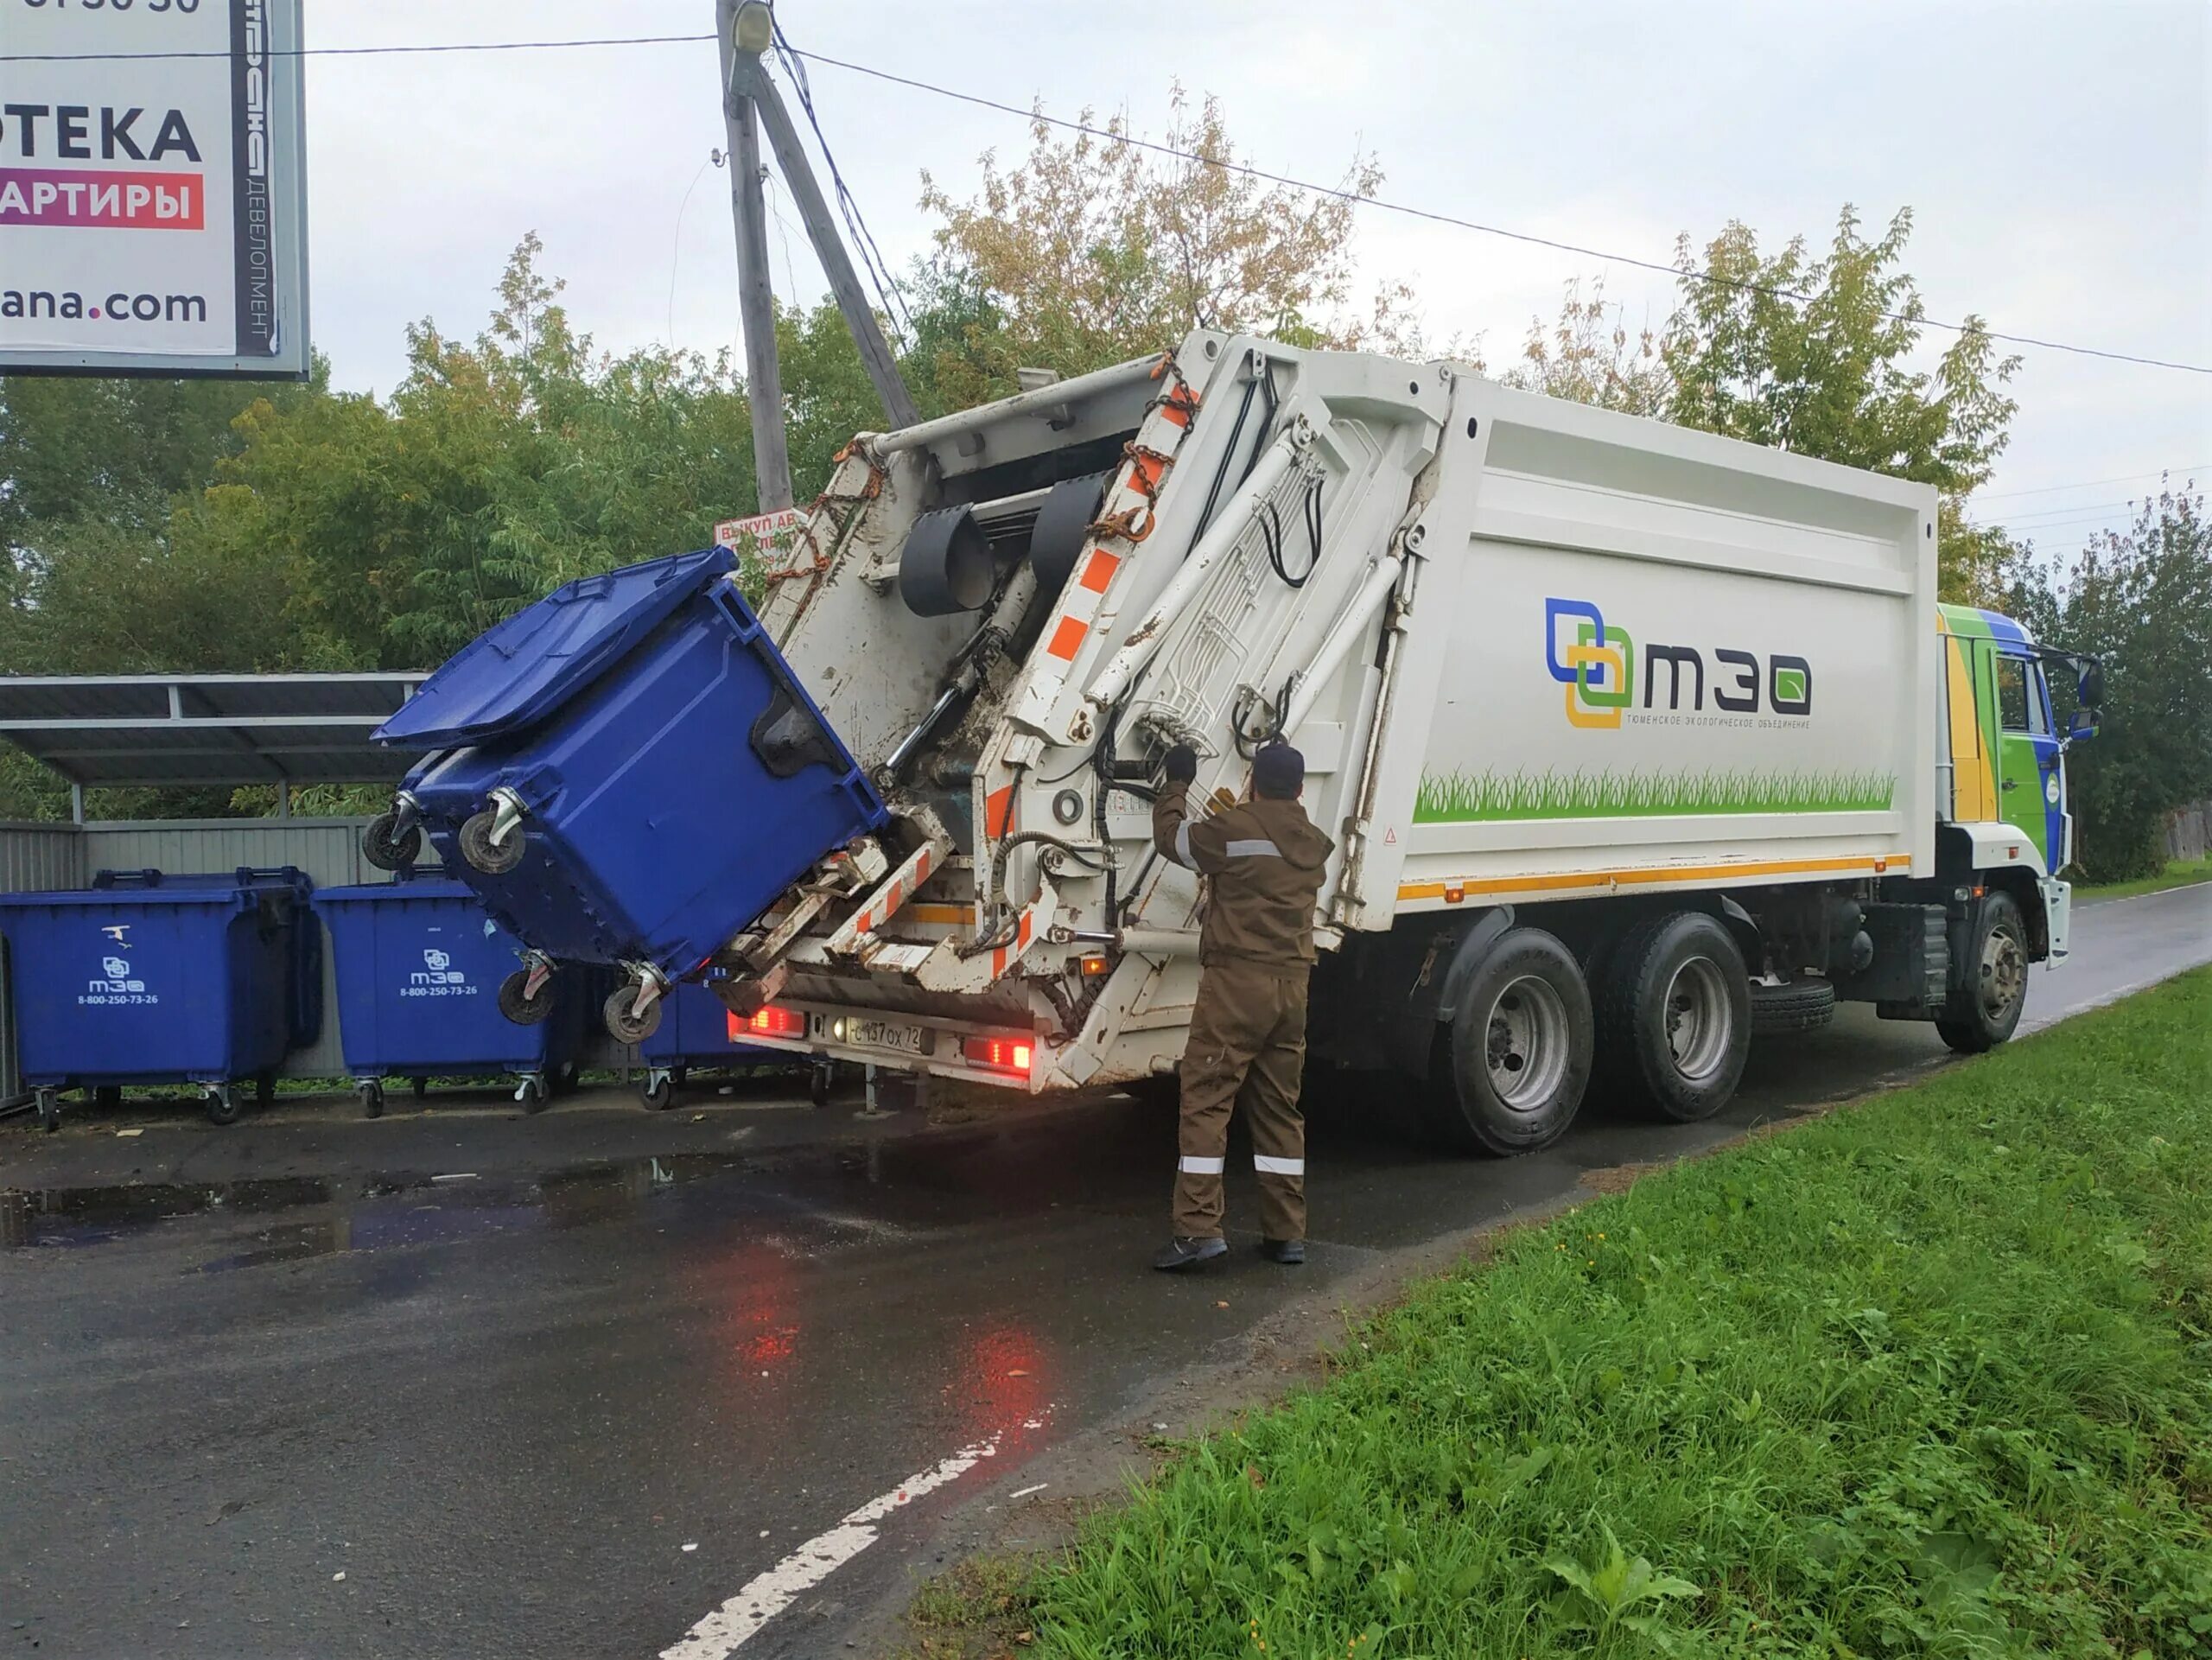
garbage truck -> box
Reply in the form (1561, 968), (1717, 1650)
(370, 333), (2101, 1153)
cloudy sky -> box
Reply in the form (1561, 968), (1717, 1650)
(299, 0), (2209, 562)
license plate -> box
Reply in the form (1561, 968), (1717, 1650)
(843, 1017), (931, 1057)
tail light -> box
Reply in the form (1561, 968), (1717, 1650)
(733, 1004), (805, 1040)
(963, 1035), (1033, 1075)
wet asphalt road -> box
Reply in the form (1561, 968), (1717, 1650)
(2, 884), (2207, 1660)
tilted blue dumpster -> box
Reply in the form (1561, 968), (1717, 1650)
(634, 979), (792, 1110)
(372, 548), (886, 1044)
(0, 867), (316, 1130)
(316, 871), (582, 1117)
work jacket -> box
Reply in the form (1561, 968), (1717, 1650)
(1152, 782), (1334, 970)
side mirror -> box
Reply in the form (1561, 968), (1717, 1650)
(2077, 664), (2105, 707)
(2064, 707), (2100, 748)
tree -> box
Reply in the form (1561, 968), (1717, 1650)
(2004, 480), (2212, 881)
(0, 364), (324, 599)
(1662, 207), (2020, 601)
(1503, 277), (1669, 416)
(918, 86), (1405, 403)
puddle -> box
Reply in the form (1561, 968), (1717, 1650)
(0, 1154), (773, 1257)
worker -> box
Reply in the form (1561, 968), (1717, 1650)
(1149, 738), (1334, 1271)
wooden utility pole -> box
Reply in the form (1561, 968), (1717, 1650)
(717, 0), (793, 511)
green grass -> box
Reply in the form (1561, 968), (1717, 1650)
(1025, 971), (2212, 1658)
(1414, 767), (1897, 824)
(2080, 856), (2212, 903)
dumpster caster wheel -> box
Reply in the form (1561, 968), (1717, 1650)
(93, 1085), (123, 1109)
(640, 1071), (676, 1111)
(256, 1072), (277, 1108)
(604, 985), (664, 1046)
(499, 970), (555, 1026)
(205, 1085), (243, 1128)
(363, 809), (423, 873)
(413, 1076), (429, 1101)
(358, 1082), (385, 1120)
(35, 1088), (60, 1134)
(461, 808), (525, 876)
(810, 1060), (835, 1110)
(516, 1075), (548, 1113)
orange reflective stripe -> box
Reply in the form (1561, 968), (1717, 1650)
(1046, 615), (1088, 660)
(1398, 852), (1912, 903)
(1078, 550), (1119, 594)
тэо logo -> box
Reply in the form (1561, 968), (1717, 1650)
(1546, 599), (1634, 730)
(102, 956), (130, 981)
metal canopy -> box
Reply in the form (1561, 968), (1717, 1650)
(0, 674), (429, 790)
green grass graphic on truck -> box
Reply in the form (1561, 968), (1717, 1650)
(1414, 767), (1897, 824)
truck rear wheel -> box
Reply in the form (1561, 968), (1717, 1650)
(1936, 891), (2027, 1054)
(1597, 912), (1751, 1123)
(1425, 926), (1593, 1155)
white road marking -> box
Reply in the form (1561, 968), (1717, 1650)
(1008, 1484), (1048, 1500)
(661, 1422), (1037, 1658)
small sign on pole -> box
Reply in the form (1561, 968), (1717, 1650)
(713, 507), (807, 550)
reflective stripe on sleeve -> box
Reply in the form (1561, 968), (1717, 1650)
(1178, 1154), (1225, 1175)
(1253, 1154), (1305, 1177)
(1174, 821), (1195, 867)
(1224, 838), (1281, 859)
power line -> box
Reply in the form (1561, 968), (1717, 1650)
(10, 29), (2206, 375)
(1974, 464), (2206, 501)
(785, 46), (2211, 378)
(769, 21), (912, 347)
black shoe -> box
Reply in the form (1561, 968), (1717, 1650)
(1153, 1236), (1229, 1272)
(1258, 1238), (1306, 1265)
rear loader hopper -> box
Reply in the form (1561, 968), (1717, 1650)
(374, 331), (2093, 1153)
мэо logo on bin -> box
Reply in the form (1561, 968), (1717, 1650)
(405, 946), (474, 997)
(83, 941), (151, 1004)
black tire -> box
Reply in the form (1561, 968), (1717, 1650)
(460, 809), (524, 876)
(499, 969), (555, 1026)
(93, 1085), (123, 1108)
(35, 1088), (60, 1134)
(604, 985), (664, 1045)
(205, 1085), (243, 1128)
(1594, 911), (1751, 1123)
(1937, 892), (2028, 1054)
(1750, 977), (1837, 1037)
(1424, 926), (1594, 1155)
(358, 1081), (385, 1120)
(809, 1060), (836, 1110)
(363, 810), (423, 873)
(412, 1076), (429, 1100)
(518, 1075), (548, 1113)
(640, 1074), (675, 1111)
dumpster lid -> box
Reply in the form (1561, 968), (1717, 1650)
(375, 547), (739, 748)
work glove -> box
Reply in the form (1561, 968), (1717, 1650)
(1162, 743), (1199, 785)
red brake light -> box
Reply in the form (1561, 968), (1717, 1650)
(733, 1004), (805, 1040)
(963, 1035), (1033, 1074)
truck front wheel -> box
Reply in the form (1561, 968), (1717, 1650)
(1597, 912), (1751, 1123)
(1426, 926), (1593, 1155)
(1937, 891), (2028, 1054)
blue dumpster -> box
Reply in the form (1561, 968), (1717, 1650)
(316, 872), (582, 1117)
(0, 867), (315, 1131)
(634, 980), (793, 1110)
(374, 548), (887, 1043)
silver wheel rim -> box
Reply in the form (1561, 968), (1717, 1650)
(1663, 957), (1733, 1083)
(1484, 975), (1571, 1111)
(1980, 924), (2025, 1021)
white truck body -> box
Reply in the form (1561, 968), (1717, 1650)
(698, 330), (2055, 1127)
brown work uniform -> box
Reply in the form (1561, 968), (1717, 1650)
(1153, 781), (1333, 1241)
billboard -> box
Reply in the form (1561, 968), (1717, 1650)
(1, 0), (308, 378)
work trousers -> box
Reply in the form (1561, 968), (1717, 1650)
(1173, 957), (1309, 1241)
